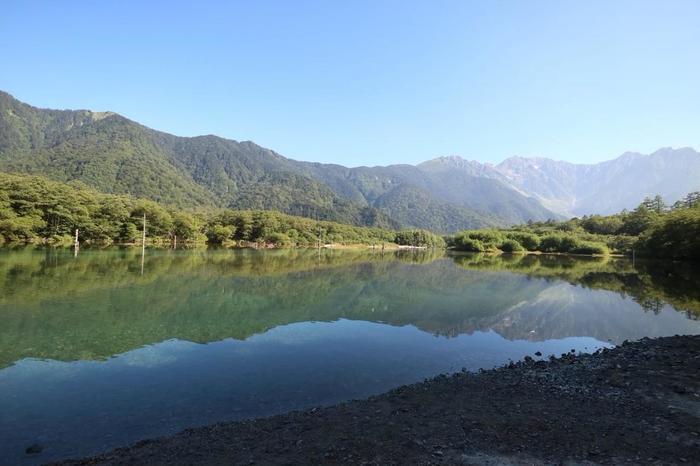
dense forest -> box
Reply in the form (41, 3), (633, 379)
(0, 172), (447, 247)
(449, 193), (700, 260)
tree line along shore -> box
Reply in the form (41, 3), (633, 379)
(1, 172), (698, 259)
(448, 192), (699, 259)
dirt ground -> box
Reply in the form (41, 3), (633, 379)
(56, 335), (700, 465)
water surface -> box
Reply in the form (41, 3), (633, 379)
(1, 248), (698, 464)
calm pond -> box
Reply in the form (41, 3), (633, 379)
(1, 247), (699, 464)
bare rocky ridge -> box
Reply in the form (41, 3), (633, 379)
(55, 335), (700, 465)
(493, 148), (700, 216)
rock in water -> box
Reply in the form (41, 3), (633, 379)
(25, 444), (43, 454)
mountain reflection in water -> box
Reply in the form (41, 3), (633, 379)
(0, 247), (698, 465)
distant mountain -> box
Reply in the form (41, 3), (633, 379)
(2, 90), (694, 230)
(294, 159), (559, 230)
(494, 148), (700, 216)
(415, 157), (557, 224)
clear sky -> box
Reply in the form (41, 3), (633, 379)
(2, 1), (699, 167)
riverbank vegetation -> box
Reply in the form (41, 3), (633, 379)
(0, 172), (407, 247)
(393, 229), (445, 248)
(2, 172), (698, 258)
(0, 172), (455, 248)
(448, 192), (700, 260)
(449, 229), (611, 255)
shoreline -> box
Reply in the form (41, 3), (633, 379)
(0, 242), (627, 258)
(54, 335), (700, 465)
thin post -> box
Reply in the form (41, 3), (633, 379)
(74, 228), (79, 257)
(142, 213), (146, 251)
(141, 213), (146, 275)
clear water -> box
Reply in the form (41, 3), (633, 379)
(1, 248), (698, 464)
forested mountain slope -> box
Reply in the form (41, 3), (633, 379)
(0, 91), (394, 228)
(294, 157), (559, 228)
(9, 91), (692, 231)
(1, 91), (558, 231)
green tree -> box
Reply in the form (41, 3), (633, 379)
(172, 212), (199, 240)
(206, 225), (235, 244)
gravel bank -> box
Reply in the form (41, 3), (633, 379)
(55, 335), (700, 465)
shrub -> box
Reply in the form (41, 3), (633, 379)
(559, 235), (580, 252)
(505, 232), (540, 251)
(466, 230), (505, 247)
(570, 241), (609, 255)
(265, 232), (293, 247)
(454, 237), (486, 252)
(555, 222), (578, 232)
(0, 216), (46, 242)
(539, 235), (564, 252)
(606, 235), (637, 254)
(452, 230), (503, 251)
(499, 239), (525, 252)
(206, 225), (235, 244)
(118, 222), (139, 242)
(581, 215), (623, 235)
(539, 234), (582, 253)
(395, 229), (445, 248)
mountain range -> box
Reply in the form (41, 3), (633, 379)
(1, 90), (698, 232)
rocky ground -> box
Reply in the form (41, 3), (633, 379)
(56, 335), (700, 465)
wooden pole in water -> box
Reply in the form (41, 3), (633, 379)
(141, 213), (146, 275)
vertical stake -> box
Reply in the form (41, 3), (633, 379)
(141, 213), (146, 275)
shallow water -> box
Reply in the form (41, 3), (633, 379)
(1, 248), (698, 464)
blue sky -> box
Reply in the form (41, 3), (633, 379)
(2, 1), (699, 167)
